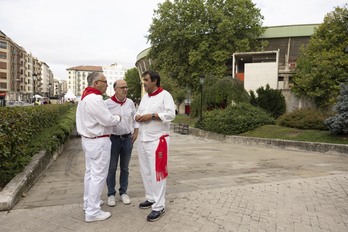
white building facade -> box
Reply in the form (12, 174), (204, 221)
(66, 63), (127, 97)
(103, 63), (127, 97)
(66, 65), (102, 97)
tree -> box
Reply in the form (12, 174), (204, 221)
(172, 88), (187, 114)
(190, 75), (250, 117)
(204, 75), (249, 109)
(292, 5), (348, 108)
(124, 68), (141, 102)
(325, 82), (348, 134)
(147, 0), (264, 91)
(160, 74), (187, 114)
(250, 84), (286, 119)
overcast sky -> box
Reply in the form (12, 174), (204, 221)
(0, 0), (346, 80)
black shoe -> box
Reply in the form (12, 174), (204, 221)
(139, 200), (155, 209)
(147, 209), (165, 222)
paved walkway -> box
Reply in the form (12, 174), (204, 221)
(1, 132), (348, 232)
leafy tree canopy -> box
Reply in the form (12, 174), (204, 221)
(124, 68), (142, 102)
(159, 74), (188, 114)
(292, 5), (348, 108)
(204, 75), (249, 109)
(147, 0), (264, 91)
(190, 75), (249, 117)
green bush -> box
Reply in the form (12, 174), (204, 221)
(250, 84), (286, 118)
(325, 83), (348, 135)
(278, 108), (330, 130)
(199, 102), (274, 135)
(190, 76), (250, 117)
(0, 104), (76, 188)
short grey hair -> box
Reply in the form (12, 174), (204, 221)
(87, 71), (103, 86)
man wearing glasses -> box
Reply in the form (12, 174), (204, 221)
(104, 79), (139, 207)
(76, 71), (122, 223)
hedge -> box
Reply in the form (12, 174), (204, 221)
(0, 104), (76, 188)
(199, 102), (274, 135)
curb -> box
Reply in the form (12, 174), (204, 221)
(0, 144), (65, 211)
(188, 127), (348, 155)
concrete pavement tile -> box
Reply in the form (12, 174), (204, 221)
(2, 132), (348, 231)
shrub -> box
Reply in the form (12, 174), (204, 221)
(278, 108), (330, 130)
(190, 76), (250, 117)
(199, 102), (274, 135)
(0, 104), (76, 188)
(325, 83), (348, 134)
(250, 84), (286, 118)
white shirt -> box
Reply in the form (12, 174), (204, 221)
(76, 93), (121, 137)
(136, 90), (175, 142)
(104, 97), (139, 135)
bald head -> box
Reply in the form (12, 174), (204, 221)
(113, 79), (128, 100)
(113, 79), (127, 88)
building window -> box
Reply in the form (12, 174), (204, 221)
(0, 41), (7, 49)
(0, 52), (6, 59)
(0, 72), (6, 79)
(0, 82), (7, 89)
(0, 62), (6, 69)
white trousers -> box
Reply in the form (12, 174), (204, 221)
(137, 137), (169, 211)
(82, 137), (111, 216)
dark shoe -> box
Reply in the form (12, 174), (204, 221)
(139, 200), (154, 209)
(147, 209), (165, 222)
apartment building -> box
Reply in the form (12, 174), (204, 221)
(66, 63), (127, 97)
(103, 63), (127, 96)
(66, 65), (103, 97)
(0, 30), (55, 105)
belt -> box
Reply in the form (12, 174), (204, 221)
(82, 134), (111, 139)
(111, 133), (131, 139)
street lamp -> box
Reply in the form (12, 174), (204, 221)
(33, 73), (37, 103)
(199, 75), (205, 124)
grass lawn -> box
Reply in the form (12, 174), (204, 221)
(173, 114), (348, 145)
(173, 114), (198, 127)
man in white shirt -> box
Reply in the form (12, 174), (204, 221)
(104, 79), (139, 206)
(76, 71), (121, 223)
(135, 70), (176, 222)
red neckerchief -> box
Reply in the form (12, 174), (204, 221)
(111, 95), (126, 106)
(81, 87), (102, 100)
(148, 87), (163, 97)
(156, 134), (169, 182)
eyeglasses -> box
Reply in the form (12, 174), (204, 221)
(117, 86), (128, 89)
(97, 80), (107, 83)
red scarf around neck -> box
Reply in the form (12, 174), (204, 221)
(111, 95), (126, 106)
(81, 87), (102, 100)
(148, 87), (163, 97)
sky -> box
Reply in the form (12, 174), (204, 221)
(0, 0), (346, 80)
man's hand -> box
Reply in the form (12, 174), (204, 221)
(135, 114), (152, 122)
(115, 114), (122, 122)
(132, 128), (139, 143)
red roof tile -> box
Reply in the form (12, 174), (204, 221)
(66, 65), (103, 71)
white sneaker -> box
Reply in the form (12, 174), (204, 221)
(85, 211), (111, 223)
(107, 195), (116, 207)
(121, 193), (131, 205)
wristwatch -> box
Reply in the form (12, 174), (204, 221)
(152, 113), (155, 120)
